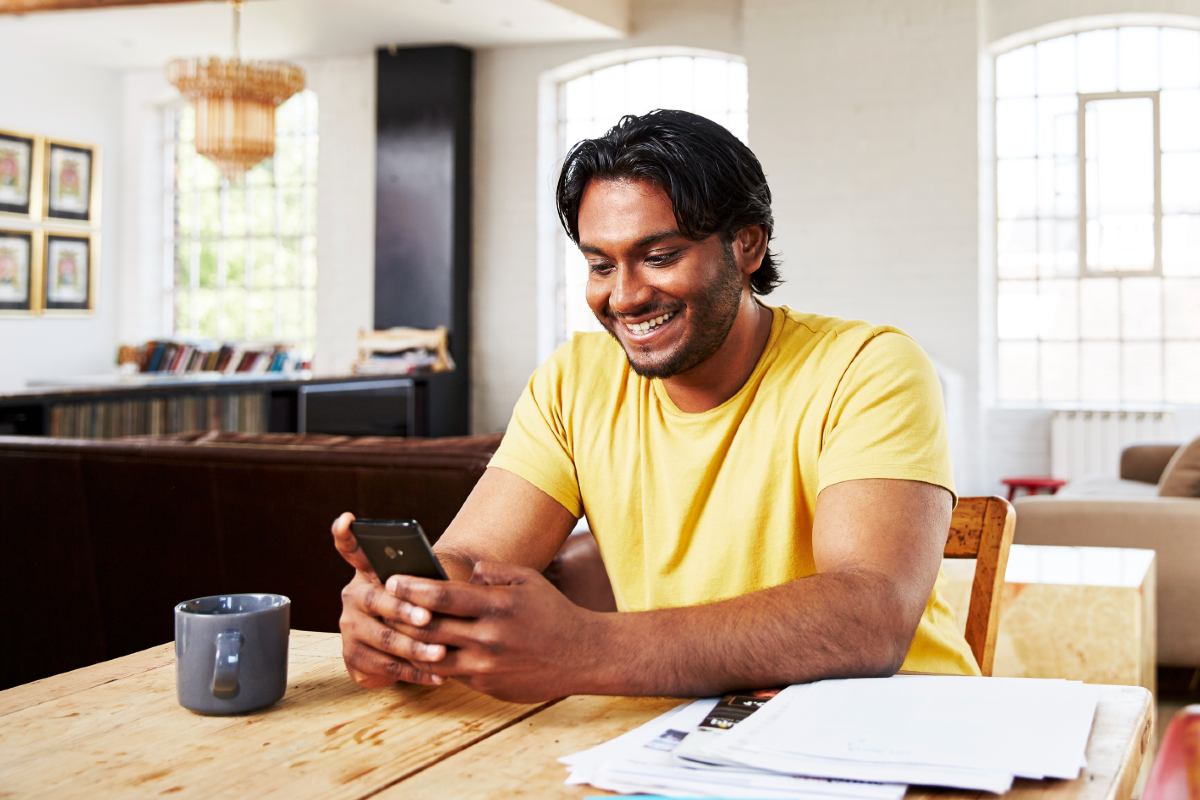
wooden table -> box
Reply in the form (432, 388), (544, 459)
(0, 631), (1153, 799)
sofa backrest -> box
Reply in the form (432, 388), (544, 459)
(0, 433), (501, 688)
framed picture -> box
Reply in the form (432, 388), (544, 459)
(0, 229), (38, 313)
(42, 231), (94, 312)
(45, 139), (99, 223)
(0, 130), (38, 217)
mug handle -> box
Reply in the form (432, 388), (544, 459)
(211, 630), (243, 699)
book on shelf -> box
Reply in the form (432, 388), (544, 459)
(119, 339), (306, 377)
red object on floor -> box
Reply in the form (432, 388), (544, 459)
(1001, 476), (1068, 502)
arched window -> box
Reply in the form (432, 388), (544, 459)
(165, 89), (318, 357)
(994, 25), (1200, 405)
(540, 50), (747, 354)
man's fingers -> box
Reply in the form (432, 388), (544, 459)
(361, 615), (448, 662)
(389, 615), (477, 650)
(344, 640), (444, 686)
(386, 575), (510, 619)
(331, 512), (374, 574)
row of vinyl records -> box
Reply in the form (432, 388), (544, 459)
(47, 393), (269, 439)
(121, 341), (306, 375)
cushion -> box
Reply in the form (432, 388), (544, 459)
(1058, 477), (1158, 498)
(1158, 435), (1200, 497)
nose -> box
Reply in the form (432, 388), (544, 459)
(610, 265), (653, 316)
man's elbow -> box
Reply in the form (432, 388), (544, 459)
(866, 577), (923, 677)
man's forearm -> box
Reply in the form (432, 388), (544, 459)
(582, 570), (917, 696)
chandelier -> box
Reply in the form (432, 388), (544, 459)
(167, 0), (304, 179)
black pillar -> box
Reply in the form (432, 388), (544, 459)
(374, 46), (472, 436)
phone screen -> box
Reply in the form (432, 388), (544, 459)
(350, 518), (448, 582)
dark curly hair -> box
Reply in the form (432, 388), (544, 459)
(555, 109), (781, 295)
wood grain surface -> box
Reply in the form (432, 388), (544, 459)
(0, 631), (549, 799)
(392, 686), (1151, 799)
(0, 632), (1152, 799)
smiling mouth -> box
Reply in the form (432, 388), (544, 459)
(621, 309), (678, 338)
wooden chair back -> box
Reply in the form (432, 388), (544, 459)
(944, 496), (1016, 676)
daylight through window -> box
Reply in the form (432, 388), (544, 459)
(995, 26), (1200, 405)
(165, 90), (318, 357)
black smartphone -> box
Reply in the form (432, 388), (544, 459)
(350, 518), (448, 582)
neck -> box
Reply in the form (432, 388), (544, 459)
(662, 296), (773, 413)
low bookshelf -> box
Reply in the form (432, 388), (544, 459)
(0, 372), (465, 439)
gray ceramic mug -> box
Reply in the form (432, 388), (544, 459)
(174, 593), (290, 715)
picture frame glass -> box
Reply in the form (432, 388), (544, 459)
(48, 144), (91, 218)
(0, 233), (32, 307)
(46, 236), (88, 305)
(0, 135), (34, 212)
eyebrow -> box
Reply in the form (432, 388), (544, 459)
(578, 229), (684, 256)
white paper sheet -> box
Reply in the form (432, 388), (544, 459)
(700, 675), (1097, 791)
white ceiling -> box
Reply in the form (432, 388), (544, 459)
(0, 0), (629, 70)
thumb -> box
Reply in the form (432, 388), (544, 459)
(470, 560), (535, 586)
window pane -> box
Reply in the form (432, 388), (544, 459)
(1117, 27), (1160, 91)
(998, 342), (1039, 402)
(1121, 342), (1161, 402)
(1165, 342), (1200, 402)
(1040, 342), (1079, 402)
(998, 159), (1037, 219)
(247, 292), (275, 340)
(197, 242), (218, 289)
(1037, 36), (1076, 96)
(998, 220), (1037, 277)
(224, 186), (246, 238)
(660, 57), (695, 109)
(1038, 157), (1078, 217)
(1080, 278), (1119, 339)
(1037, 96), (1076, 158)
(1038, 219), (1078, 277)
(996, 46), (1036, 98)
(1161, 28), (1200, 89)
(1163, 215), (1200, 275)
(222, 291), (246, 339)
(998, 280), (1038, 339)
(1161, 90), (1200, 151)
(997, 99), (1037, 158)
(1080, 341), (1119, 402)
(1119, 277), (1161, 340)
(1077, 29), (1118, 94)
(694, 58), (730, 121)
(1084, 97), (1155, 273)
(1164, 278), (1200, 338)
(1162, 153), (1200, 214)
(1038, 279), (1078, 339)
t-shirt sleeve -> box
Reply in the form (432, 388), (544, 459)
(817, 330), (956, 502)
(487, 348), (583, 518)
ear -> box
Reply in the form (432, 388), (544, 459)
(733, 225), (768, 277)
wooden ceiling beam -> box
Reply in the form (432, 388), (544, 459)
(0, 0), (214, 14)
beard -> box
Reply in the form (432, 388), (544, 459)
(601, 242), (744, 379)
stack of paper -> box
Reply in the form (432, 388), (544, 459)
(561, 697), (907, 799)
(562, 676), (1099, 797)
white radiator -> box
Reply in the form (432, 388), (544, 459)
(1050, 410), (1176, 481)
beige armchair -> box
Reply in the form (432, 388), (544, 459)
(1013, 441), (1200, 667)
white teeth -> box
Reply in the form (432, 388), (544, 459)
(625, 311), (675, 335)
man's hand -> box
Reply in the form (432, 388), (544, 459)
(385, 561), (607, 703)
(331, 512), (448, 689)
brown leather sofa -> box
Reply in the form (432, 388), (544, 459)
(0, 431), (504, 688)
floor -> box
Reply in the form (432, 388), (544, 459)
(1135, 666), (1199, 797)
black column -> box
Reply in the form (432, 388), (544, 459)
(374, 46), (472, 436)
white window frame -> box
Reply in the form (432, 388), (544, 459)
(162, 89), (319, 356)
(990, 19), (1200, 408)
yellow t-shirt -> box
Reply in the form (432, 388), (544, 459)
(489, 304), (979, 676)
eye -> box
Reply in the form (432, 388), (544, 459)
(588, 261), (615, 275)
(645, 250), (681, 267)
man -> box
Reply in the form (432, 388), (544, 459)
(333, 110), (976, 704)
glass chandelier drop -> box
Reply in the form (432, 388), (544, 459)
(167, 0), (305, 179)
